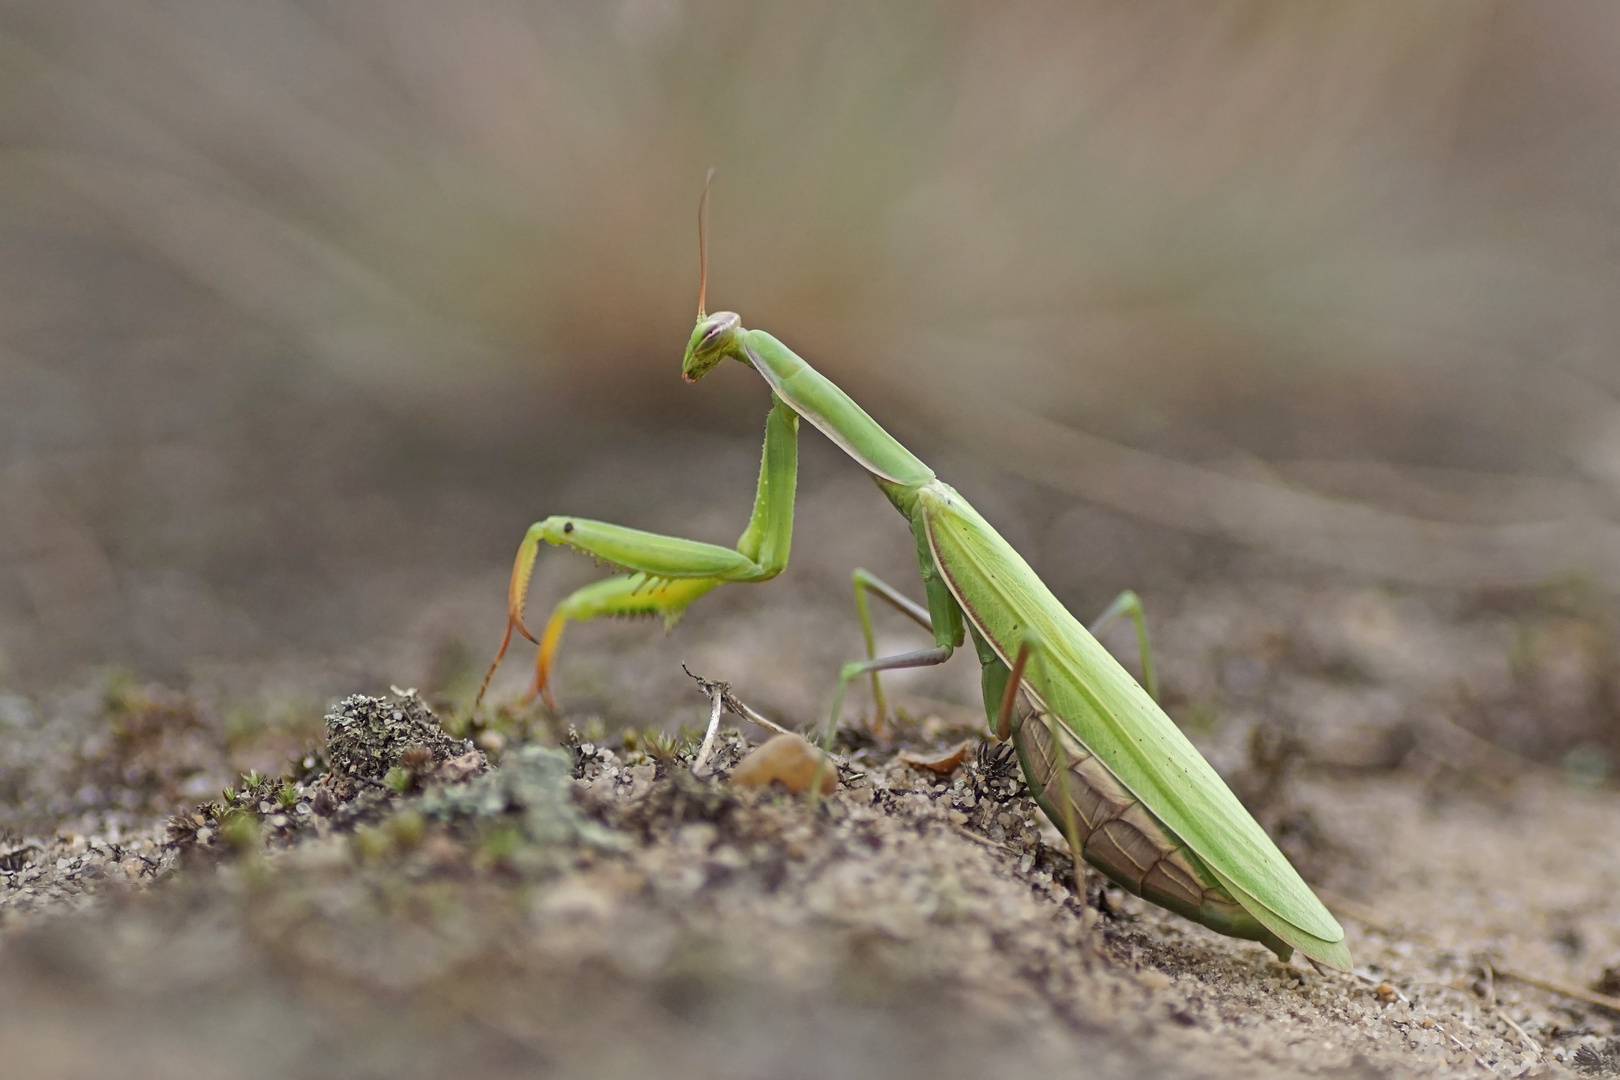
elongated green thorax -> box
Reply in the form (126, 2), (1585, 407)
(739, 330), (934, 488)
(683, 313), (933, 489)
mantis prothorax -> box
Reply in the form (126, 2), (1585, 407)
(475, 181), (1351, 971)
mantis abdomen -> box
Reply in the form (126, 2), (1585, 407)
(1011, 694), (1295, 960)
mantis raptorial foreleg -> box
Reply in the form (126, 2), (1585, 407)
(475, 397), (799, 708)
(518, 575), (721, 710)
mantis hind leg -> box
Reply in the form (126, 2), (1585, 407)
(1087, 589), (1158, 701)
(970, 589), (1159, 743)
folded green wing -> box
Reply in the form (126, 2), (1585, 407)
(918, 482), (1347, 968)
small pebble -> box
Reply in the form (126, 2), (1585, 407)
(729, 734), (837, 795)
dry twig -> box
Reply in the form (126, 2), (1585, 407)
(682, 665), (797, 751)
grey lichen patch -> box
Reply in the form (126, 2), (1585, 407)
(324, 691), (476, 795)
(422, 743), (627, 857)
(166, 693), (625, 877)
(167, 693), (491, 863)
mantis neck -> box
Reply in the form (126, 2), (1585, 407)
(739, 328), (935, 489)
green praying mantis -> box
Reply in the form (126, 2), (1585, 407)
(476, 182), (1350, 972)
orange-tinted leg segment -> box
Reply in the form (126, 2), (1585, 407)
(532, 610), (569, 711)
(478, 570), (723, 711)
(476, 527), (549, 707)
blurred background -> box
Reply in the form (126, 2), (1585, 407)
(4, 0), (1620, 770)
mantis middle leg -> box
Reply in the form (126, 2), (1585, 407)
(849, 568), (936, 737)
(825, 520), (969, 743)
(477, 397), (799, 709)
(848, 566), (1159, 741)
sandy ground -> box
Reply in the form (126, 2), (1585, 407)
(2, 551), (1619, 1080)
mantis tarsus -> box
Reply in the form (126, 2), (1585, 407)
(476, 182), (1351, 971)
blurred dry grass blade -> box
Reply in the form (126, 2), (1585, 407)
(0, 462), (121, 665)
(886, 349), (1620, 591)
(40, 154), (502, 396)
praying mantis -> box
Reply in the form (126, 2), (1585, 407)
(476, 182), (1350, 971)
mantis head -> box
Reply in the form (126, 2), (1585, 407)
(682, 311), (742, 382)
(680, 169), (745, 383)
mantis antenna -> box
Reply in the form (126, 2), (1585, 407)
(697, 167), (716, 318)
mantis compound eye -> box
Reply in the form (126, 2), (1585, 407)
(699, 312), (739, 349)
